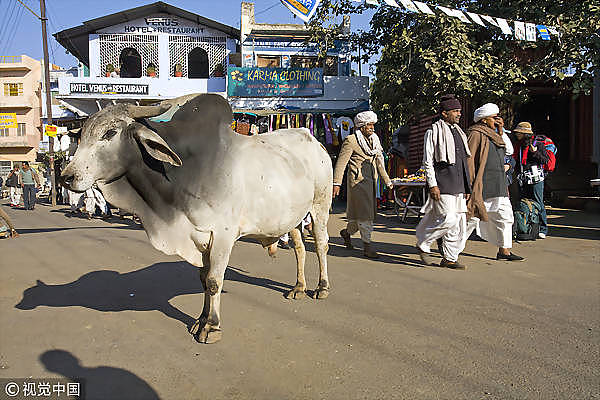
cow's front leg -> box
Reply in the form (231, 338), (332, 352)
(190, 236), (233, 344)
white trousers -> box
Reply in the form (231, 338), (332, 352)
(10, 187), (21, 205)
(346, 219), (373, 242)
(416, 194), (467, 262)
(464, 196), (513, 249)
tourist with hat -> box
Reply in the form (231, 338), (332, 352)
(416, 94), (471, 269)
(462, 103), (524, 261)
(333, 110), (394, 259)
(513, 121), (550, 238)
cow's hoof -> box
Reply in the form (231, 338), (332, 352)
(285, 286), (307, 300)
(313, 287), (329, 299)
(189, 318), (222, 344)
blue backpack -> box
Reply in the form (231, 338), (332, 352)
(514, 198), (541, 241)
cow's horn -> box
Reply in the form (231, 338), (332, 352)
(127, 103), (172, 119)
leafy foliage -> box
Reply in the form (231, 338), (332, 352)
(307, 0), (600, 126)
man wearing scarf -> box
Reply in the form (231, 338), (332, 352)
(333, 110), (393, 258)
(416, 94), (471, 269)
(463, 103), (524, 261)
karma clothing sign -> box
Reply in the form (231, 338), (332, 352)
(228, 67), (324, 97)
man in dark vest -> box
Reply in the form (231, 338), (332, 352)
(416, 94), (471, 269)
(463, 103), (524, 261)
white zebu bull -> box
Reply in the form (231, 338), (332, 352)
(61, 94), (332, 343)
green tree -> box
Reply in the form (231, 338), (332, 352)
(307, 0), (600, 126)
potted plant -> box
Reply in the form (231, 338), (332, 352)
(213, 63), (225, 77)
(146, 64), (157, 78)
(105, 63), (114, 77)
(174, 63), (183, 77)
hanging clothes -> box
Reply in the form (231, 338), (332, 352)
(323, 114), (333, 145)
(327, 114), (339, 146)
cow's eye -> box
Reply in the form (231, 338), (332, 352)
(101, 129), (117, 141)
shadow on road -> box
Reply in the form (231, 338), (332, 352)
(15, 262), (292, 329)
(40, 349), (160, 400)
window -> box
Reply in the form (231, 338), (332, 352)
(3, 83), (23, 96)
(256, 55), (280, 68)
(16, 123), (26, 136)
(0, 128), (9, 137)
(290, 56), (338, 75)
(188, 47), (209, 79)
(0, 161), (11, 181)
(119, 48), (142, 78)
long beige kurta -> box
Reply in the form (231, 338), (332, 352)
(333, 133), (392, 221)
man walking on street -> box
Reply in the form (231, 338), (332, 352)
(333, 110), (394, 259)
(464, 104), (524, 261)
(20, 161), (40, 210)
(416, 94), (471, 269)
(6, 166), (21, 207)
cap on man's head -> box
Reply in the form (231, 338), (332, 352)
(440, 94), (461, 112)
(513, 121), (533, 134)
(473, 103), (500, 122)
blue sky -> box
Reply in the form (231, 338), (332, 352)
(0, 0), (377, 71)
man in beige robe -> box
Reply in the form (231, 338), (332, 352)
(333, 111), (393, 258)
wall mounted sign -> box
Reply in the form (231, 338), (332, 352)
(96, 14), (226, 37)
(228, 67), (323, 97)
(0, 113), (17, 129)
(280, 0), (322, 22)
(69, 83), (149, 95)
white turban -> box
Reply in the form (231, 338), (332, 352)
(473, 103), (499, 122)
(354, 111), (378, 128)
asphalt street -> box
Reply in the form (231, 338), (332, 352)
(0, 201), (598, 399)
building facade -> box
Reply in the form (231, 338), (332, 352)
(0, 54), (42, 173)
(230, 2), (368, 112)
(54, 1), (239, 116)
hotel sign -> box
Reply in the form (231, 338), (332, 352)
(69, 83), (149, 95)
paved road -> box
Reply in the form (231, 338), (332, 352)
(0, 202), (598, 399)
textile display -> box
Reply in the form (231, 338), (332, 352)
(336, 117), (354, 141)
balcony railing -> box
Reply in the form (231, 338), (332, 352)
(0, 56), (23, 64)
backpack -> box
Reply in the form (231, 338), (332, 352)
(534, 135), (557, 172)
(5, 173), (18, 187)
(513, 198), (542, 241)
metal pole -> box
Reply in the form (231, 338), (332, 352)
(40, 0), (56, 206)
(358, 45), (362, 77)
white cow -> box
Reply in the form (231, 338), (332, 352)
(61, 94), (332, 343)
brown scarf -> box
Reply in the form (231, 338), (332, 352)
(469, 122), (506, 148)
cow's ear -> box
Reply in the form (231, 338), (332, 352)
(130, 123), (182, 167)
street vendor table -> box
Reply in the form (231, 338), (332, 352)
(392, 179), (427, 223)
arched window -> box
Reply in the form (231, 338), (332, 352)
(188, 47), (209, 79)
(119, 48), (142, 78)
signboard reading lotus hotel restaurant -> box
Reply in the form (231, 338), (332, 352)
(228, 67), (323, 97)
(70, 83), (149, 95)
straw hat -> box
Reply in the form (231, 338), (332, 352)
(513, 121), (533, 134)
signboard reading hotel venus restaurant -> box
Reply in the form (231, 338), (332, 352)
(69, 83), (149, 95)
(228, 67), (323, 98)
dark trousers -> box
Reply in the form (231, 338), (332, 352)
(523, 181), (548, 234)
(23, 184), (36, 210)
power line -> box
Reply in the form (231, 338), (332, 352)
(255, 1), (281, 17)
(0, 0), (18, 52)
(2, 1), (26, 56)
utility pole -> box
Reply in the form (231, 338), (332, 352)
(40, 0), (56, 206)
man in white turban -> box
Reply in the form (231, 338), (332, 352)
(463, 103), (524, 261)
(333, 110), (393, 258)
(416, 94), (471, 269)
